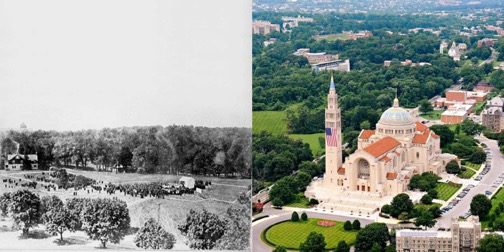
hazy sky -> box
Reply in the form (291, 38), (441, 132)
(0, 0), (251, 131)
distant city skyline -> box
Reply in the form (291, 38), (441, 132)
(0, 0), (251, 131)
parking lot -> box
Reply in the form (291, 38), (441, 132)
(436, 135), (503, 228)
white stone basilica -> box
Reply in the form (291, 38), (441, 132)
(307, 76), (458, 210)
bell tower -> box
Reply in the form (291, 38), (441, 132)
(324, 73), (343, 186)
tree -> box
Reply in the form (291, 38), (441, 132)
(299, 232), (326, 252)
(216, 205), (250, 250)
(419, 99), (433, 114)
(272, 198), (284, 208)
(414, 211), (436, 228)
(445, 160), (461, 174)
(492, 219), (504, 232)
(421, 194), (433, 205)
(360, 120), (371, 130)
(40, 195), (64, 220)
(291, 211), (299, 222)
(134, 218), (176, 249)
(8, 190), (41, 235)
(44, 205), (79, 242)
(469, 149), (487, 164)
(355, 223), (389, 252)
(301, 212), (308, 221)
(390, 193), (414, 218)
(398, 212), (410, 221)
(352, 219), (361, 230)
(344, 220), (352, 231)
(477, 234), (504, 252)
(370, 242), (382, 252)
(430, 125), (455, 147)
(428, 189), (438, 199)
(461, 119), (485, 136)
(0, 192), (11, 218)
(335, 240), (350, 252)
(82, 198), (131, 248)
(273, 246), (287, 252)
(178, 208), (227, 250)
(381, 204), (391, 214)
(429, 205), (442, 218)
(471, 194), (492, 218)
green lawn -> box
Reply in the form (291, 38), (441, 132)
(435, 182), (462, 201)
(473, 102), (485, 115)
(420, 110), (443, 120)
(289, 133), (325, 156)
(482, 187), (504, 228)
(314, 34), (350, 42)
(253, 111), (287, 135)
(285, 194), (311, 208)
(464, 161), (482, 171)
(264, 218), (358, 250)
(458, 169), (476, 179)
(414, 203), (442, 213)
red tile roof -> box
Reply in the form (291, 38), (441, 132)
(386, 172), (398, 179)
(380, 156), (391, 162)
(337, 168), (345, 174)
(359, 130), (375, 139)
(412, 129), (431, 144)
(431, 133), (440, 139)
(363, 136), (401, 157)
(415, 121), (428, 132)
(405, 175), (411, 179)
(413, 169), (418, 173)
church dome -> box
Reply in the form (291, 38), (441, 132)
(378, 98), (414, 126)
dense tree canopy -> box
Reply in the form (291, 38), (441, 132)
(470, 194), (492, 219)
(355, 223), (390, 252)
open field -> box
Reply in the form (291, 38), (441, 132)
(313, 34), (350, 42)
(264, 218), (357, 250)
(0, 169), (250, 250)
(253, 111), (287, 135)
(482, 187), (504, 228)
(435, 182), (461, 201)
(420, 110), (443, 121)
(289, 133), (325, 156)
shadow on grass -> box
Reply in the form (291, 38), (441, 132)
(18, 230), (54, 239)
(53, 236), (90, 246)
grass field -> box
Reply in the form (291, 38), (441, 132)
(414, 203), (442, 213)
(285, 194), (310, 208)
(313, 34), (350, 42)
(289, 133), (325, 156)
(420, 110), (443, 120)
(481, 187), (504, 228)
(464, 161), (482, 171)
(264, 218), (358, 249)
(435, 182), (461, 201)
(253, 111), (287, 135)
(458, 169), (476, 179)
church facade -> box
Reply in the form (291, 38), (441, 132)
(323, 76), (457, 196)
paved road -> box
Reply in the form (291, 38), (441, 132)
(436, 135), (503, 228)
(252, 203), (381, 252)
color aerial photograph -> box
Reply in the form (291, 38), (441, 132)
(251, 0), (504, 251)
(0, 0), (251, 251)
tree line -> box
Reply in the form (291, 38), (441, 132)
(0, 125), (251, 178)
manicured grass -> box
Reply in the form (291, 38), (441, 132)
(264, 218), (358, 250)
(253, 111), (287, 135)
(414, 203), (442, 212)
(463, 161), (482, 171)
(285, 194), (311, 208)
(435, 182), (462, 201)
(313, 34), (350, 42)
(420, 110), (443, 120)
(458, 169), (476, 179)
(482, 187), (504, 228)
(289, 133), (325, 156)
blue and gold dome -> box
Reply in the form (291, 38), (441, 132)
(378, 98), (414, 125)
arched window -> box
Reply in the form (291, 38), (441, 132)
(393, 157), (397, 167)
(358, 159), (370, 179)
(416, 152), (420, 159)
(401, 151), (405, 162)
(429, 145), (433, 155)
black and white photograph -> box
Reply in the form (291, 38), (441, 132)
(0, 0), (252, 251)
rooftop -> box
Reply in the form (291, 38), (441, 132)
(363, 137), (401, 158)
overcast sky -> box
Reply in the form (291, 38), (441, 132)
(0, 0), (251, 131)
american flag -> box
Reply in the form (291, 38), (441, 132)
(325, 128), (338, 147)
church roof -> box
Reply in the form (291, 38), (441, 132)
(415, 122), (428, 132)
(431, 133), (440, 139)
(386, 172), (398, 179)
(380, 156), (391, 162)
(330, 74), (335, 89)
(378, 100), (414, 126)
(363, 136), (401, 157)
(337, 167), (345, 174)
(359, 130), (375, 139)
(412, 129), (431, 144)
(405, 175), (411, 179)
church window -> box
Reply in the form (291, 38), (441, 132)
(416, 152), (420, 159)
(429, 145), (433, 155)
(393, 157), (397, 167)
(402, 152), (405, 162)
(358, 159), (370, 179)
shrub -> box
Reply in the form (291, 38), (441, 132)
(421, 194), (433, 205)
(301, 212), (308, 221)
(272, 198), (284, 208)
(291, 211), (299, 222)
(427, 189), (438, 199)
(343, 220), (352, 231)
(309, 198), (319, 205)
(381, 204), (391, 214)
(352, 220), (361, 230)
